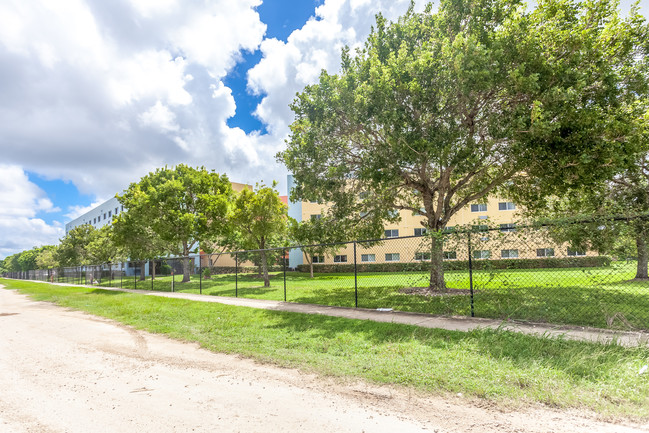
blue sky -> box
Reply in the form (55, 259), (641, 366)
(0, 0), (646, 259)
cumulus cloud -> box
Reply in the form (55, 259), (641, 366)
(0, 166), (63, 258)
(247, 0), (419, 139)
(0, 0), (269, 199)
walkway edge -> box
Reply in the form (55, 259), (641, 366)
(6, 279), (649, 347)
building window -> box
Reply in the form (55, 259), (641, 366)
(443, 226), (455, 233)
(115, 207), (118, 214)
(312, 255), (325, 263)
(473, 224), (489, 233)
(310, 214), (321, 221)
(334, 255), (347, 263)
(384, 229), (399, 238)
(108, 210), (111, 217)
(444, 251), (457, 260)
(470, 203), (487, 212)
(414, 228), (427, 236)
(121, 205), (124, 211)
(478, 215), (488, 220)
(103, 213), (106, 220)
(501, 249), (519, 258)
(500, 223), (516, 233)
(414, 252), (431, 261)
(93, 217), (96, 224)
(567, 248), (586, 256)
(537, 248), (554, 257)
(498, 202), (516, 211)
(361, 254), (376, 262)
(385, 253), (400, 262)
(358, 191), (369, 200)
(473, 250), (490, 259)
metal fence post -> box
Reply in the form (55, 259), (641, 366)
(283, 248), (287, 302)
(354, 241), (358, 308)
(172, 268), (175, 292)
(467, 232), (475, 318)
(134, 263), (137, 290)
(199, 253), (202, 295)
(235, 252), (238, 298)
(151, 260), (154, 291)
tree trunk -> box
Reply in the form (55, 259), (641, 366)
(303, 252), (314, 278)
(139, 260), (146, 281)
(635, 234), (648, 279)
(259, 250), (270, 287)
(181, 256), (191, 283)
(428, 233), (446, 291)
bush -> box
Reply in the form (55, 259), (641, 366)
(295, 256), (612, 273)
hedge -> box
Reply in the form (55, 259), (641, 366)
(295, 256), (612, 273)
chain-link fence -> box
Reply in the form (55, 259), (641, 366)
(4, 221), (648, 331)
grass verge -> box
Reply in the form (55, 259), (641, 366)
(3, 278), (649, 420)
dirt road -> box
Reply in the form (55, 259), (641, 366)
(0, 288), (645, 433)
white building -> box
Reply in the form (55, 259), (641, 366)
(65, 197), (124, 235)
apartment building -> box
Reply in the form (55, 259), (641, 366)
(286, 175), (588, 268)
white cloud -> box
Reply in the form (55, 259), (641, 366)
(247, 0), (418, 138)
(0, 165), (64, 258)
(139, 101), (180, 133)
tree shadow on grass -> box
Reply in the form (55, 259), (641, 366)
(258, 308), (643, 382)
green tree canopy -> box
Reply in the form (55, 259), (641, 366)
(117, 164), (233, 283)
(278, 0), (648, 290)
(55, 225), (97, 267)
(230, 183), (288, 287)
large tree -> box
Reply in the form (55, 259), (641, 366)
(230, 183), (288, 287)
(279, 0), (647, 290)
(288, 214), (346, 278)
(55, 225), (97, 267)
(118, 165), (233, 283)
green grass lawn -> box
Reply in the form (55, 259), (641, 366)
(53, 260), (649, 330)
(2, 278), (648, 420)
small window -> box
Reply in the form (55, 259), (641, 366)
(473, 224), (489, 233)
(498, 202), (516, 211)
(387, 209), (399, 218)
(385, 253), (400, 262)
(443, 251), (457, 260)
(414, 228), (427, 236)
(93, 217), (96, 224)
(361, 254), (376, 262)
(108, 210), (112, 217)
(500, 223), (516, 233)
(501, 249), (519, 258)
(471, 203), (487, 212)
(414, 252), (431, 261)
(334, 255), (347, 263)
(478, 215), (488, 220)
(567, 248), (586, 256)
(536, 248), (554, 257)
(473, 250), (490, 259)
(312, 255), (325, 263)
(310, 214), (322, 221)
(115, 207), (118, 214)
(121, 205), (124, 211)
(358, 191), (369, 200)
(384, 229), (399, 238)
(103, 213), (107, 220)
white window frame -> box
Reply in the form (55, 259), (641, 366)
(501, 249), (519, 259)
(361, 254), (376, 262)
(384, 229), (399, 238)
(498, 202), (516, 211)
(385, 253), (400, 262)
(536, 248), (555, 257)
(334, 255), (347, 263)
(471, 203), (488, 212)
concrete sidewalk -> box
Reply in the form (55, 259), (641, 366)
(14, 280), (649, 346)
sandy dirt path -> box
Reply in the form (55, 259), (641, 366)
(0, 288), (646, 433)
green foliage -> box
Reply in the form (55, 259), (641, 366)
(279, 0), (648, 289)
(86, 225), (121, 264)
(55, 225), (97, 266)
(289, 213), (347, 277)
(116, 164), (233, 282)
(35, 245), (59, 269)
